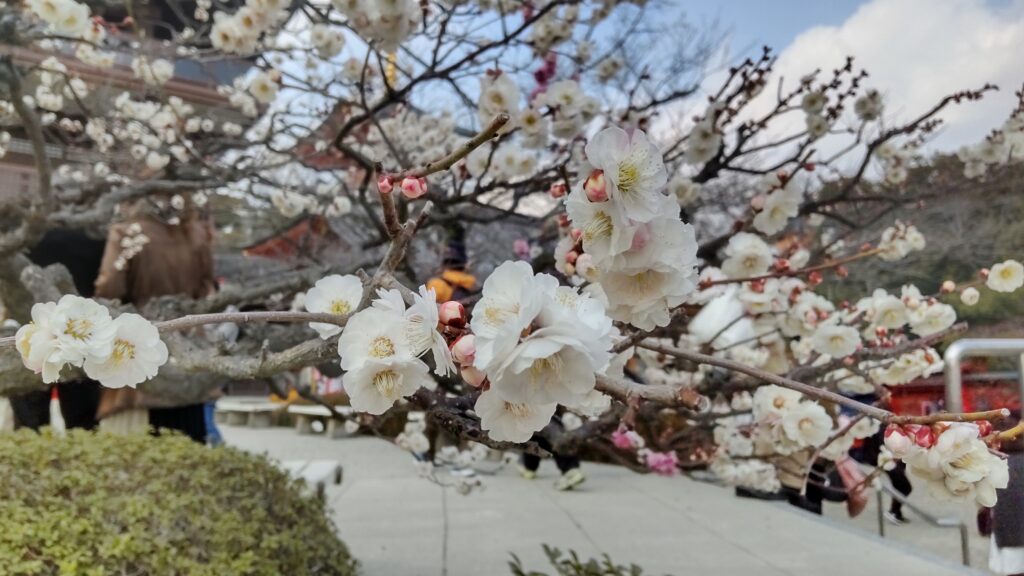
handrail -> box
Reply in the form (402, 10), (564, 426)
(944, 338), (1024, 413)
(875, 477), (970, 566)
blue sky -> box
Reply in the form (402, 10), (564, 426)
(675, 0), (1024, 150)
(682, 0), (866, 58)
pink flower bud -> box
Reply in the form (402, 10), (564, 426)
(565, 250), (578, 264)
(513, 238), (530, 259)
(400, 176), (428, 199)
(377, 174), (394, 194)
(439, 301), (466, 328)
(570, 228), (582, 241)
(913, 425), (936, 448)
(461, 365), (487, 388)
(883, 425), (913, 458)
(584, 170), (608, 202)
(450, 334), (475, 365)
(750, 194), (766, 211)
(549, 182), (567, 198)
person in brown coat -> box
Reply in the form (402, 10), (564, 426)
(94, 192), (216, 442)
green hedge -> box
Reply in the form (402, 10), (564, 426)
(0, 429), (358, 576)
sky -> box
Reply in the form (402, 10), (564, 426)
(678, 0), (1024, 151)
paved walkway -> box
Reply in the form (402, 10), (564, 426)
(222, 426), (983, 576)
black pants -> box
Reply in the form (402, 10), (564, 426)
(521, 435), (580, 474)
(150, 404), (208, 444)
(10, 381), (102, 430)
(887, 462), (912, 516)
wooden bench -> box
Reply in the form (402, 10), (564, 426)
(279, 460), (343, 500)
(287, 404), (355, 438)
(215, 397), (281, 428)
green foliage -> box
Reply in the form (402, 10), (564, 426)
(0, 429), (358, 576)
(508, 545), (668, 576)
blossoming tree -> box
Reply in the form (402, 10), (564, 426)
(2, 0), (1024, 505)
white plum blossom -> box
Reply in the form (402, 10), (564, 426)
(878, 221), (926, 261)
(987, 260), (1024, 293)
(475, 388), (557, 443)
(583, 126), (669, 222)
(83, 313), (168, 388)
(753, 186), (802, 235)
(810, 323), (860, 358)
(721, 233), (772, 279)
(304, 274), (363, 339)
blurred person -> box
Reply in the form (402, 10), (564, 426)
(989, 420), (1024, 575)
(9, 228), (105, 431)
(94, 190), (216, 443)
(425, 224), (476, 303)
(519, 413), (585, 491)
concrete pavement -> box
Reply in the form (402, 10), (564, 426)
(222, 426), (984, 576)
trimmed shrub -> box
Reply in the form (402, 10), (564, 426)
(0, 429), (358, 576)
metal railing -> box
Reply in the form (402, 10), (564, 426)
(875, 478), (971, 566)
(944, 338), (1024, 412)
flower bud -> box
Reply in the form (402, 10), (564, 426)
(400, 176), (428, 199)
(584, 170), (608, 202)
(960, 287), (980, 306)
(564, 263), (576, 276)
(913, 425), (936, 448)
(461, 365), (486, 388)
(940, 280), (956, 293)
(570, 228), (582, 241)
(807, 271), (823, 286)
(749, 194), (766, 211)
(549, 182), (567, 198)
(977, 420), (993, 437)
(883, 425), (913, 457)
(565, 250), (578, 264)
(377, 174), (394, 194)
(450, 334), (476, 365)
(439, 301), (466, 328)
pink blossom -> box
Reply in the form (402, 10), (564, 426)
(513, 239), (530, 259)
(450, 334), (476, 365)
(376, 174), (394, 194)
(883, 424), (913, 457)
(584, 170), (608, 202)
(611, 427), (644, 450)
(643, 450), (679, 476)
(549, 182), (567, 198)
(400, 176), (428, 199)
(461, 366), (487, 388)
(439, 301), (466, 327)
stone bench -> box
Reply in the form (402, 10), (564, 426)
(215, 397), (281, 428)
(287, 404), (354, 438)
(279, 460), (343, 500)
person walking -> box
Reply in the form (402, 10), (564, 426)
(94, 191), (216, 442)
(519, 415), (586, 491)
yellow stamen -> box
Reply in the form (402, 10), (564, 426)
(64, 318), (92, 341)
(617, 163), (639, 197)
(582, 211), (614, 242)
(373, 370), (399, 399)
(110, 339), (136, 364)
(329, 300), (351, 315)
(370, 336), (396, 359)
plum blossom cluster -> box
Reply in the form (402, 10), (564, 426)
(330, 0), (421, 52)
(466, 261), (615, 442)
(26, 0), (91, 36)
(561, 126), (700, 330)
(209, 0), (291, 54)
(15, 296), (168, 388)
(315, 276), (456, 414)
(884, 422), (1008, 506)
(958, 108), (1024, 179)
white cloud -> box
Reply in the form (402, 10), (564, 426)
(770, 0), (1024, 151)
